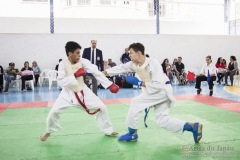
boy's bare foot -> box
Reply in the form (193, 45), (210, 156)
(106, 132), (119, 136)
(111, 132), (119, 136)
(40, 133), (50, 141)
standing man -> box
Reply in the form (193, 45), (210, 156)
(120, 48), (131, 63)
(82, 40), (103, 95)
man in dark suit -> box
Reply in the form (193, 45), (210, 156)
(82, 40), (103, 95)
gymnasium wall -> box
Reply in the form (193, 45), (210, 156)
(0, 34), (239, 73)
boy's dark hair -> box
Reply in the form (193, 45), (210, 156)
(65, 41), (82, 56)
(129, 43), (145, 55)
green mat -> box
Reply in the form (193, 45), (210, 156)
(0, 100), (239, 160)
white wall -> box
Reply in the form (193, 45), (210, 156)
(0, 34), (239, 73)
(0, 18), (225, 35)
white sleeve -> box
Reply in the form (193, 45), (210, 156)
(145, 59), (168, 94)
(106, 62), (134, 76)
(57, 61), (78, 88)
(200, 65), (205, 75)
(82, 58), (112, 89)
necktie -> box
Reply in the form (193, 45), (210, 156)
(207, 69), (211, 83)
(91, 49), (94, 64)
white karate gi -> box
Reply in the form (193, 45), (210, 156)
(46, 58), (114, 135)
(106, 57), (186, 134)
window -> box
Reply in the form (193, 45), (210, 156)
(77, 0), (91, 5)
(22, 0), (48, 2)
(65, 0), (71, 6)
(148, 2), (166, 17)
(100, 0), (111, 5)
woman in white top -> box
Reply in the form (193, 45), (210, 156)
(195, 55), (217, 96)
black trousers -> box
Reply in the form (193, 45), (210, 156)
(195, 75), (216, 90)
(21, 75), (33, 90)
(0, 75), (3, 91)
(34, 74), (40, 85)
(217, 73), (224, 82)
(225, 71), (236, 85)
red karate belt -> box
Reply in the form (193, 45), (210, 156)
(74, 91), (100, 115)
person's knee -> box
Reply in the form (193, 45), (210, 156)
(156, 114), (169, 127)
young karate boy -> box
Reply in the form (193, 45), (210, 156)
(103, 43), (202, 143)
(41, 41), (119, 141)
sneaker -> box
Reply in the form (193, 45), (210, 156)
(197, 89), (202, 95)
(118, 132), (138, 142)
(209, 90), (213, 96)
(21, 89), (27, 92)
(3, 90), (8, 93)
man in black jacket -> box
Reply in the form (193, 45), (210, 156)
(82, 40), (103, 95)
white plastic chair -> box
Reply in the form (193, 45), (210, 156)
(25, 71), (35, 91)
(14, 75), (22, 91)
(47, 70), (58, 90)
(40, 69), (51, 86)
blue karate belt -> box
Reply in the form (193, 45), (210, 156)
(144, 81), (171, 128)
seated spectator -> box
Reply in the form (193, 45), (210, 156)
(195, 55), (217, 96)
(222, 59), (227, 66)
(103, 60), (111, 71)
(104, 60), (113, 83)
(171, 58), (178, 75)
(32, 61), (41, 86)
(20, 61), (33, 91)
(121, 48), (131, 63)
(108, 58), (116, 67)
(114, 58), (134, 88)
(3, 62), (20, 93)
(123, 58), (130, 64)
(0, 65), (3, 92)
(161, 58), (173, 83)
(215, 57), (226, 84)
(173, 57), (187, 85)
(225, 56), (239, 86)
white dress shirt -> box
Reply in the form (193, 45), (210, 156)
(200, 62), (217, 77)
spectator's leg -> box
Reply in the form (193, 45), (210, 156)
(229, 71), (236, 86)
(225, 72), (230, 85)
(35, 74), (40, 85)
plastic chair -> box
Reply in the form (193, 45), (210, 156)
(40, 69), (51, 86)
(25, 71), (35, 91)
(47, 70), (58, 90)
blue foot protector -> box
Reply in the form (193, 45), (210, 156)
(183, 122), (193, 132)
(118, 128), (138, 142)
(193, 123), (202, 143)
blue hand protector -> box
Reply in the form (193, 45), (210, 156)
(126, 76), (142, 86)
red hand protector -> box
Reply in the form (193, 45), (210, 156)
(74, 68), (86, 77)
(109, 83), (119, 93)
